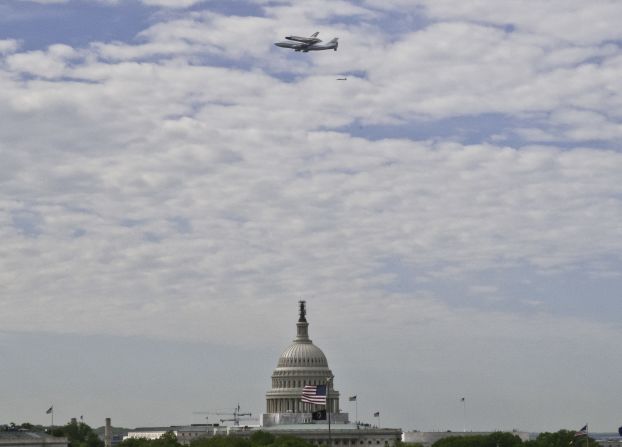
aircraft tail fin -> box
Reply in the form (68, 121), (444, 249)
(311, 31), (319, 37)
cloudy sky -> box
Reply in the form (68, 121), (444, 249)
(1, 0), (622, 434)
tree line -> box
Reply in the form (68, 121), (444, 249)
(119, 430), (313, 447)
(401, 430), (595, 447)
(6, 421), (596, 447)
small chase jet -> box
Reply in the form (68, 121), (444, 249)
(275, 32), (339, 52)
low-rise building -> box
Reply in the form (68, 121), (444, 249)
(597, 438), (622, 447)
(0, 430), (68, 447)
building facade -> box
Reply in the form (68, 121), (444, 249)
(597, 438), (622, 447)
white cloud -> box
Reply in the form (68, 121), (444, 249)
(467, 285), (499, 297)
(0, 39), (20, 54)
(140, 0), (203, 7)
(262, 0), (376, 22)
(2, 0), (622, 431)
(18, 0), (69, 3)
(422, 0), (622, 45)
(6, 44), (79, 78)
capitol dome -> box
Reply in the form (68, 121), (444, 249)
(277, 339), (328, 368)
(265, 301), (340, 416)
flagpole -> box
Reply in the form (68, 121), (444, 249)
(47, 406), (54, 428)
(327, 376), (333, 447)
(349, 396), (358, 427)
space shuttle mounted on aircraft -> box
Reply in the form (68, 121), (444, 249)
(274, 32), (339, 52)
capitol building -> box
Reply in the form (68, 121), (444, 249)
(263, 301), (345, 424)
(126, 301), (402, 446)
(257, 301), (401, 446)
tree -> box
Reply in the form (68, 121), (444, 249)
(152, 432), (181, 447)
(51, 420), (104, 447)
(525, 430), (596, 447)
(432, 432), (523, 447)
(250, 431), (276, 446)
(189, 432), (312, 447)
(396, 442), (425, 447)
(269, 435), (313, 447)
(190, 435), (250, 447)
(118, 438), (152, 447)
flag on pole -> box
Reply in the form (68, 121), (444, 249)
(373, 412), (380, 417)
(574, 425), (588, 437)
(349, 396), (357, 401)
(46, 406), (53, 414)
(301, 385), (327, 405)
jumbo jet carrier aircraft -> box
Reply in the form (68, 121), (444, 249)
(274, 32), (339, 52)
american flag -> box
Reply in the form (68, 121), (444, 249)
(574, 425), (588, 437)
(301, 385), (327, 405)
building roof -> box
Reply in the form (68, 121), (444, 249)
(0, 431), (68, 446)
(261, 424), (401, 434)
(0, 432), (55, 440)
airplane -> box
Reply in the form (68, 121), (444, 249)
(274, 32), (339, 52)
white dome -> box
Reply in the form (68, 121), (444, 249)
(277, 341), (328, 368)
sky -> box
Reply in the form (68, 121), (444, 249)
(1, 0), (621, 435)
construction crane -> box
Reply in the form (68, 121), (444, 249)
(213, 404), (252, 426)
(192, 404), (252, 426)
